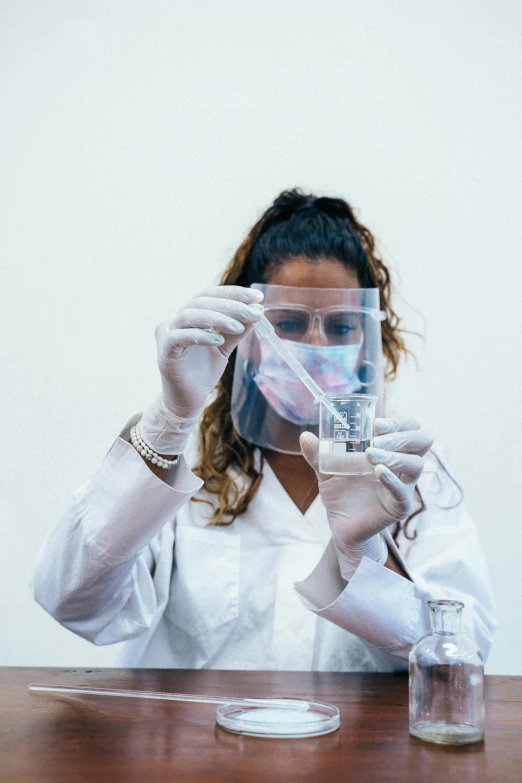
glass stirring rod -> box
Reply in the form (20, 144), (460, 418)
(28, 683), (311, 711)
(254, 314), (348, 428)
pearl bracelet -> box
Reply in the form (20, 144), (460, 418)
(130, 425), (179, 470)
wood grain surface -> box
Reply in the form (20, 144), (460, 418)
(1, 668), (521, 782)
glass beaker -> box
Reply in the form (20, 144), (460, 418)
(409, 600), (484, 745)
(318, 393), (377, 475)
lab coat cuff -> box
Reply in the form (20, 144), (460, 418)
(79, 436), (203, 562)
(294, 539), (422, 654)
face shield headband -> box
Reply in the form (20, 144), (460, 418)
(231, 284), (386, 455)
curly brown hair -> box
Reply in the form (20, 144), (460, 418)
(191, 189), (424, 542)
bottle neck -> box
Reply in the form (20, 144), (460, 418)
(429, 600), (463, 635)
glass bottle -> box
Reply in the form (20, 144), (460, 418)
(409, 600), (484, 744)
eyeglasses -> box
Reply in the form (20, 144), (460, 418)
(262, 305), (382, 346)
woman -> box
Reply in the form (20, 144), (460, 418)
(32, 189), (495, 670)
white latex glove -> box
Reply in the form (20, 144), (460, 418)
(140, 285), (264, 454)
(300, 417), (433, 581)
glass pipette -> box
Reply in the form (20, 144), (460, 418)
(254, 314), (348, 428)
(28, 683), (311, 711)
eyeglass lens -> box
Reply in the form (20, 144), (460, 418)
(264, 308), (364, 345)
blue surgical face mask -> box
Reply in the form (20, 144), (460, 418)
(253, 337), (363, 426)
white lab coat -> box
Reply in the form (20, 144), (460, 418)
(32, 418), (496, 671)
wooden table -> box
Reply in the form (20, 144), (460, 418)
(1, 668), (521, 782)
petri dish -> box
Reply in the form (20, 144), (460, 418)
(215, 698), (340, 738)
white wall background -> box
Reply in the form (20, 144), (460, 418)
(1, 1), (521, 673)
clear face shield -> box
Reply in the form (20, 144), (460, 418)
(231, 285), (386, 455)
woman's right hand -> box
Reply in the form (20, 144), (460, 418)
(138, 285), (264, 456)
(154, 285), (264, 419)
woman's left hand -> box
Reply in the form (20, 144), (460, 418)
(300, 418), (433, 580)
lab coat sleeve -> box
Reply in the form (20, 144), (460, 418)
(294, 454), (497, 670)
(32, 436), (203, 645)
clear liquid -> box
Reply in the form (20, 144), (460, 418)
(318, 438), (372, 475)
(410, 720), (484, 745)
